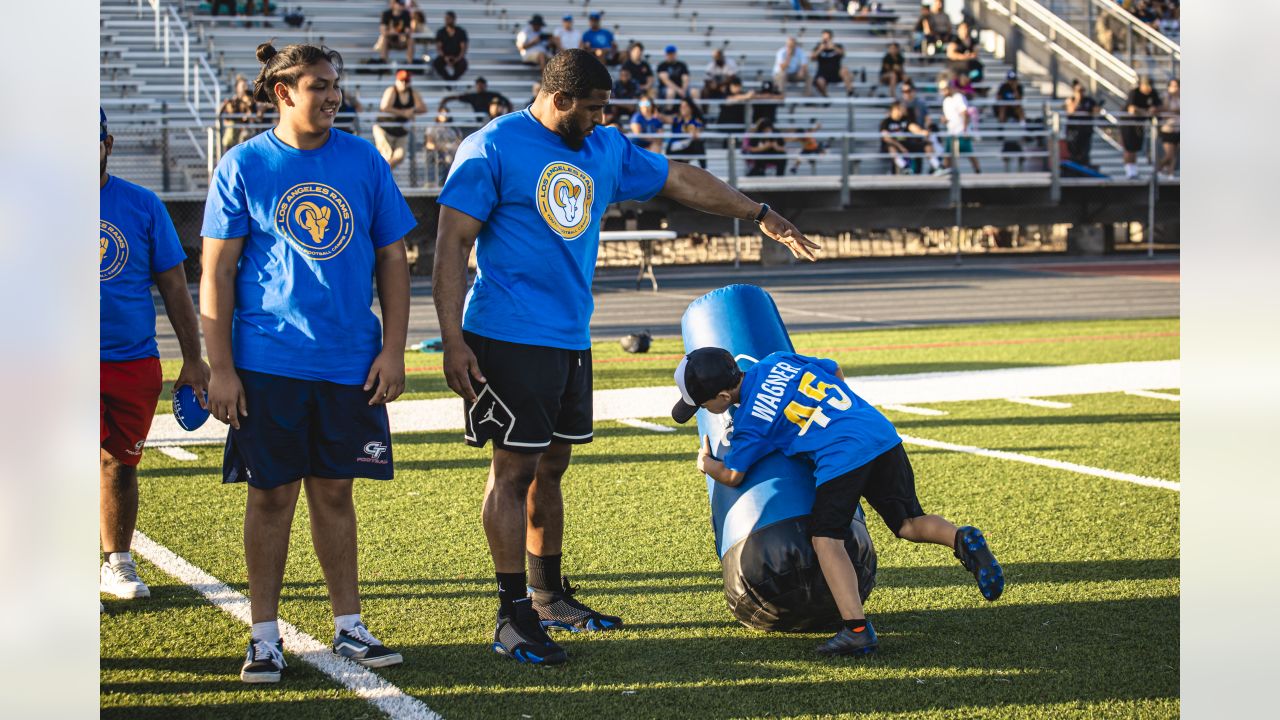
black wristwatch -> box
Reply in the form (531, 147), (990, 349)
(753, 203), (771, 224)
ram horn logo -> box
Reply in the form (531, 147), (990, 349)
(100, 236), (109, 264)
(553, 178), (583, 224)
(294, 201), (331, 243)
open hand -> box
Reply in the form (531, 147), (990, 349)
(760, 211), (821, 261)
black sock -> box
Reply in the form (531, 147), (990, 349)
(842, 618), (869, 632)
(527, 552), (562, 594)
(496, 572), (527, 616)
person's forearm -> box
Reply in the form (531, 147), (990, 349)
(660, 161), (762, 221)
(155, 265), (203, 364)
(375, 241), (410, 353)
(431, 231), (474, 344)
(199, 243), (238, 373)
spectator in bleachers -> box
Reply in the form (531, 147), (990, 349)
(1121, 75), (1162, 178)
(879, 42), (906, 97)
(432, 11), (469, 81)
(629, 97), (668, 153)
(516, 15), (553, 72)
(994, 70), (1024, 123)
(772, 37), (810, 97)
(941, 79), (980, 173)
(1064, 80), (1100, 167)
(811, 30), (854, 98)
(1156, 77), (1179, 178)
(211, 0), (237, 16)
(715, 76), (749, 127)
(923, 0), (952, 56)
(239, 0), (272, 28)
(408, 2), (431, 60)
(667, 98), (707, 168)
(947, 22), (983, 83)
(439, 77), (512, 116)
(791, 119), (825, 175)
(424, 108), (462, 185)
(553, 15), (583, 54)
(376, 0), (416, 65)
(487, 96), (510, 121)
(900, 81), (931, 128)
(745, 117), (787, 177)
(703, 49), (739, 100)
(219, 75), (262, 151)
(335, 86), (364, 136)
(374, 69), (427, 169)
(657, 46), (694, 101)
(912, 5), (931, 52)
(621, 43), (655, 94)
(880, 101), (931, 174)
(612, 66), (641, 103)
(950, 70), (976, 100)
(754, 79), (785, 124)
(582, 12), (619, 65)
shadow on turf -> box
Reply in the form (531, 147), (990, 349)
(376, 595), (1179, 718)
(895, 412), (1180, 430)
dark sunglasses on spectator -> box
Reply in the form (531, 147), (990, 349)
(902, 87), (914, 94)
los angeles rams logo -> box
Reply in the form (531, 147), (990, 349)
(535, 162), (594, 240)
(275, 182), (354, 260)
(100, 220), (129, 281)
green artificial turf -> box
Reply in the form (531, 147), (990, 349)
(157, 317), (1178, 411)
(108, 384), (1179, 718)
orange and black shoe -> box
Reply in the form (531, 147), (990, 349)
(955, 526), (1004, 601)
(816, 620), (879, 656)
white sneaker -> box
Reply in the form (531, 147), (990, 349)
(100, 559), (150, 599)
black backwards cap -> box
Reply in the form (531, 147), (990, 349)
(672, 347), (743, 424)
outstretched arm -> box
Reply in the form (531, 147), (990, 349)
(658, 160), (821, 261)
(698, 436), (746, 487)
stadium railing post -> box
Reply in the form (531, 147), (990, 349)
(1049, 112), (1061, 204)
(161, 102), (171, 193)
(1147, 116), (1158, 257)
(408, 121), (419, 187)
(951, 134), (963, 263)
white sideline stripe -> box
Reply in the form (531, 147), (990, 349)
(129, 531), (443, 720)
(899, 434), (1180, 492)
(1006, 397), (1074, 409)
(617, 418), (676, 433)
(879, 404), (948, 416)
(147, 360), (1181, 446)
(1126, 389), (1181, 402)
(156, 446), (199, 461)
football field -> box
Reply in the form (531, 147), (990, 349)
(105, 317), (1180, 719)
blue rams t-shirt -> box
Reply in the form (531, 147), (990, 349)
(629, 111), (665, 147)
(724, 352), (902, 485)
(582, 28), (615, 50)
(100, 175), (188, 362)
(201, 128), (417, 385)
(439, 108), (669, 350)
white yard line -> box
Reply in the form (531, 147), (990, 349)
(1005, 397), (1074, 409)
(1126, 389), (1181, 402)
(878, 404), (949, 416)
(155, 446), (198, 461)
(130, 531), (444, 720)
(617, 418), (676, 433)
(899, 434), (1179, 492)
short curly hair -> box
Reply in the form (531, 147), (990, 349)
(541, 49), (613, 99)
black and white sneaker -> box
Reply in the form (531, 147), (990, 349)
(333, 623), (403, 668)
(492, 598), (568, 665)
(240, 638), (286, 683)
(531, 576), (622, 632)
(100, 559), (150, 599)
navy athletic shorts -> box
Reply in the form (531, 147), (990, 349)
(222, 368), (393, 490)
(809, 443), (925, 539)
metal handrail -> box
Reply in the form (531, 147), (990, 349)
(1088, 0), (1180, 60)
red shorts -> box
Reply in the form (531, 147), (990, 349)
(101, 357), (163, 466)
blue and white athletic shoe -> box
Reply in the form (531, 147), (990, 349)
(493, 598), (568, 665)
(954, 526), (1005, 601)
(532, 576), (623, 632)
(241, 638), (286, 683)
(333, 623), (403, 668)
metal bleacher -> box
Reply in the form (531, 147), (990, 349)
(102, 0), (1156, 194)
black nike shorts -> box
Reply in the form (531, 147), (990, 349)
(462, 330), (593, 454)
(809, 443), (925, 539)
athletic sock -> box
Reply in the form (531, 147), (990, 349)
(496, 572), (528, 616)
(842, 618), (869, 632)
(252, 620), (281, 645)
(106, 551), (133, 566)
(527, 552), (561, 594)
(334, 613), (361, 635)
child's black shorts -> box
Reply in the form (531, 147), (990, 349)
(809, 443), (925, 539)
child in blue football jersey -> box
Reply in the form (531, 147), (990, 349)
(673, 347), (1004, 656)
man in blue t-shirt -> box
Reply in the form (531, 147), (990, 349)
(433, 49), (820, 667)
(99, 108), (210, 604)
(672, 347), (1005, 657)
(580, 12), (618, 65)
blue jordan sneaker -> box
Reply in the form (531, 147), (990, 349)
(493, 598), (568, 665)
(816, 620), (879, 657)
(332, 623), (403, 668)
(954, 526), (1004, 601)
(531, 576), (622, 632)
